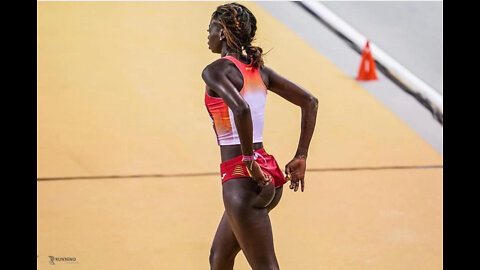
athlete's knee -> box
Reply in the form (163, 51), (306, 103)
(209, 247), (234, 270)
(209, 247), (218, 268)
(252, 257), (280, 270)
(209, 248), (217, 268)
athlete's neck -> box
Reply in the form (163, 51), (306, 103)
(221, 46), (243, 59)
(222, 51), (250, 65)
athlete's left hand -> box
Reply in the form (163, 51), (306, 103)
(285, 156), (306, 192)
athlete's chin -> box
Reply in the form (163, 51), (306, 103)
(208, 46), (220, 54)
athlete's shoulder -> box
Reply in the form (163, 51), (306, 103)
(202, 58), (236, 78)
(260, 65), (274, 76)
(258, 65), (275, 88)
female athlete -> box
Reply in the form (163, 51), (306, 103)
(202, 3), (318, 269)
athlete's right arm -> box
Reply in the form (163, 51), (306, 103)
(202, 60), (271, 187)
(201, 59), (254, 156)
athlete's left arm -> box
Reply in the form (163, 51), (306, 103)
(262, 66), (319, 192)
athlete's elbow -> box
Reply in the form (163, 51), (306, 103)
(303, 95), (319, 110)
(233, 103), (251, 117)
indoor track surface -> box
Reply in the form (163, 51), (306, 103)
(37, 2), (443, 269)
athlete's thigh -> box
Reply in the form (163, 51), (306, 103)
(210, 211), (241, 260)
(222, 178), (278, 267)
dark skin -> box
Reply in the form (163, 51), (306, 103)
(203, 20), (318, 270)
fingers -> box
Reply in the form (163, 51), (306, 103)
(290, 181), (299, 191)
(290, 181), (298, 191)
(288, 171), (304, 192)
(285, 165), (292, 179)
(290, 179), (301, 192)
(288, 170), (297, 190)
(288, 172), (294, 189)
(288, 170), (295, 190)
(285, 164), (300, 192)
(286, 166), (294, 189)
(261, 173), (272, 186)
(248, 161), (269, 187)
(255, 172), (272, 187)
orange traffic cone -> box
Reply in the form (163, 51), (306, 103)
(356, 40), (378, 81)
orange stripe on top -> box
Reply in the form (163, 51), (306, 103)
(204, 87), (233, 143)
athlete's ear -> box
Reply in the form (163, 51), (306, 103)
(219, 28), (225, 41)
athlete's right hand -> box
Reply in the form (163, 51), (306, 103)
(244, 160), (272, 187)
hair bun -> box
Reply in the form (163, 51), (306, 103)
(245, 45), (264, 68)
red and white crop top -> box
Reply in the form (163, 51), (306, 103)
(204, 55), (267, 146)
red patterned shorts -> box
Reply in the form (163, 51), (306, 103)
(220, 148), (287, 188)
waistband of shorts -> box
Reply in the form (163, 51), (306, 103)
(220, 148), (267, 168)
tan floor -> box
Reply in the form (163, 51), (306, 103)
(37, 1), (442, 269)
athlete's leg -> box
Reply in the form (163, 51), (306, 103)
(210, 185), (283, 269)
(222, 177), (280, 270)
(209, 211), (241, 270)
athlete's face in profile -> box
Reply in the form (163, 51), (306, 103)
(207, 20), (223, 54)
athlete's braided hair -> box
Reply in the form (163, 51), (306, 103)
(211, 2), (264, 68)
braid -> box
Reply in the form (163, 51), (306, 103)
(211, 2), (265, 68)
